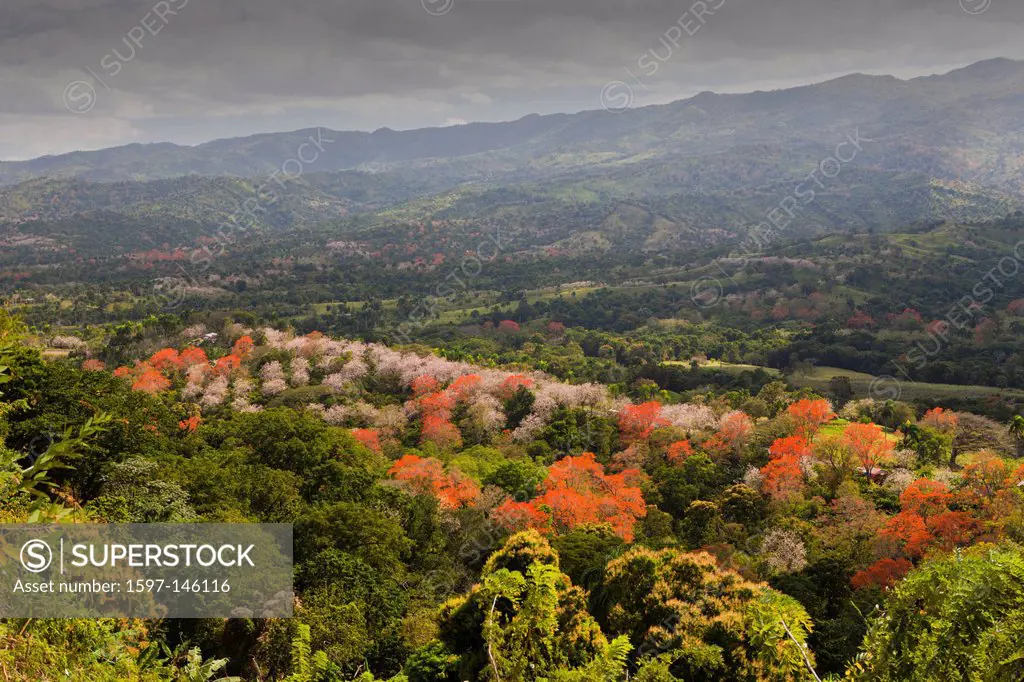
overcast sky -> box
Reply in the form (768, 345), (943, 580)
(1, 0), (1022, 160)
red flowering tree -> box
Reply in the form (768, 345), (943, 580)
(419, 391), (456, 419)
(493, 452), (646, 541)
(880, 511), (932, 558)
(352, 428), (382, 454)
(880, 478), (974, 559)
(786, 399), (835, 439)
(958, 454), (1010, 506)
(149, 348), (183, 372)
(500, 374), (534, 398)
(132, 367), (171, 394)
(448, 374), (482, 400)
(769, 435), (812, 460)
(411, 375), (441, 398)
(900, 478), (952, 517)
(618, 401), (668, 444)
(666, 440), (694, 464)
(761, 456), (805, 502)
(178, 415), (202, 433)
(760, 436), (811, 501)
(231, 335), (255, 359)
(421, 414), (463, 450)
(704, 412), (753, 459)
(920, 407), (958, 434)
(841, 422), (893, 477)
(492, 500), (550, 533)
(926, 511), (976, 551)
(497, 320), (521, 334)
(851, 558), (912, 590)
(889, 308), (923, 330)
(846, 310), (875, 329)
(81, 359), (106, 371)
(213, 354), (242, 377)
(974, 318), (998, 346)
(179, 347), (209, 367)
(387, 454), (479, 510)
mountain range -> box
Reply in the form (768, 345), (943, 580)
(3, 58), (1024, 307)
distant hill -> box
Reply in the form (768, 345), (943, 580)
(3, 58), (1024, 191)
(3, 58), (1024, 278)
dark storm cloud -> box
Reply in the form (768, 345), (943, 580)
(1, 0), (1023, 158)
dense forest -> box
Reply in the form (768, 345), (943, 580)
(4, 309), (1024, 680)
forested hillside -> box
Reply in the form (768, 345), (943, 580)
(4, 311), (1024, 680)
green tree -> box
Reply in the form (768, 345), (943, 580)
(1008, 415), (1024, 458)
(438, 530), (610, 679)
(503, 386), (536, 430)
(483, 458), (547, 498)
(852, 542), (1024, 682)
(599, 546), (816, 680)
(900, 423), (953, 466)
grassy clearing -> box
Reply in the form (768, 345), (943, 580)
(663, 360), (1021, 402)
(790, 365), (1024, 402)
(816, 419), (851, 439)
(662, 360), (783, 376)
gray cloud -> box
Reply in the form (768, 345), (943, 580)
(1, 0), (1023, 159)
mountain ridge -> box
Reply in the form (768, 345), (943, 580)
(3, 58), (1022, 187)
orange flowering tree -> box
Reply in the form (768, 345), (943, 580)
(132, 366), (171, 394)
(421, 414), (463, 450)
(414, 384), (462, 449)
(179, 346), (209, 367)
(148, 348), (183, 372)
(666, 439), (694, 465)
(178, 415), (202, 433)
(880, 478), (975, 560)
(411, 375), (441, 398)
(704, 411), (753, 459)
(851, 557), (913, 590)
(500, 374), (534, 398)
(618, 401), (669, 444)
(448, 373), (482, 400)
(841, 422), (893, 477)
(786, 398), (835, 439)
(493, 452), (646, 541)
(352, 428), (382, 454)
(760, 436), (811, 501)
(387, 454), (479, 510)
(231, 335), (255, 360)
(920, 407), (958, 434)
(213, 354), (242, 377)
